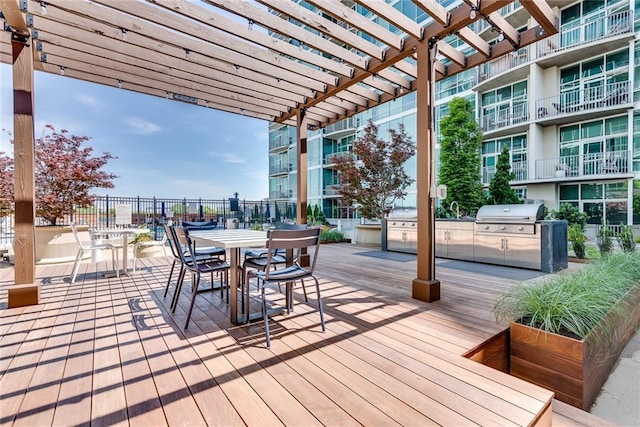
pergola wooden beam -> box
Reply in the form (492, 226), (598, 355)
(436, 40), (465, 67)
(413, 0), (450, 27)
(354, 0), (423, 39)
(305, 0), (405, 51)
(457, 27), (491, 57)
(0, 0), (29, 41)
(487, 12), (520, 48)
(521, 0), (558, 32)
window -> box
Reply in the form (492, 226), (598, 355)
(559, 180), (629, 224)
(481, 134), (527, 183)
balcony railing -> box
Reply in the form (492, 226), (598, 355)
(537, 10), (633, 58)
(324, 151), (354, 165)
(479, 103), (529, 132)
(269, 163), (292, 175)
(535, 150), (631, 179)
(482, 160), (527, 184)
(269, 136), (292, 151)
(535, 80), (631, 120)
(473, 1), (522, 33)
(478, 46), (530, 82)
(323, 117), (356, 135)
(323, 185), (341, 196)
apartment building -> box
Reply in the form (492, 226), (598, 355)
(268, 0), (639, 226)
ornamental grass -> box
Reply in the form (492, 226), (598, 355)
(494, 252), (640, 339)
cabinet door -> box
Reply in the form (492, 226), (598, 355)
(504, 236), (540, 270)
(473, 234), (505, 265)
(447, 229), (474, 261)
(435, 228), (448, 257)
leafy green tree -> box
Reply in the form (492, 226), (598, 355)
(333, 120), (415, 221)
(547, 203), (588, 230)
(487, 146), (519, 205)
(438, 97), (484, 216)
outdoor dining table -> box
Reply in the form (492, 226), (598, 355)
(189, 228), (268, 325)
(90, 227), (151, 276)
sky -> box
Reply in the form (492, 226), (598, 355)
(0, 63), (270, 201)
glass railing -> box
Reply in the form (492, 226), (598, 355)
(482, 160), (527, 184)
(477, 46), (530, 82)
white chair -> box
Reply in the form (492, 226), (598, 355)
(132, 230), (168, 272)
(70, 222), (120, 283)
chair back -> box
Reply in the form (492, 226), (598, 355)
(70, 222), (88, 250)
(182, 221), (217, 229)
(172, 227), (196, 265)
(164, 224), (182, 260)
(263, 228), (321, 279)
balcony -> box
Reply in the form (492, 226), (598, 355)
(482, 160), (528, 185)
(535, 81), (631, 126)
(477, 46), (530, 85)
(324, 151), (355, 167)
(269, 136), (292, 152)
(323, 185), (341, 197)
(535, 150), (632, 181)
(479, 103), (529, 137)
(270, 190), (292, 200)
(323, 117), (356, 138)
(536, 10), (634, 68)
(269, 163), (292, 176)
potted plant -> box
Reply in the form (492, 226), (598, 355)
(567, 223), (587, 259)
(494, 252), (640, 409)
(332, 120), (415, 247)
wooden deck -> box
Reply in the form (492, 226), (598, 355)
(0, 244), (607, 426)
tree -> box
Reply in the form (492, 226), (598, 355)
(5, 125), (118, 225)
(487, 146), (519, 205)
(333, 120), (415, 221)
(0, 151), (13, 217)
(438, 97), (484, 217)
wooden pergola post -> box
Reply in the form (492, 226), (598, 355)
(2, 0), (39, 305)
(296, 109), (310, 266)
(412, 38), (440, 302)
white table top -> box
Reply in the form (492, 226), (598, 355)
(189, 229), (267, 249)
(91, 227), (151, 235)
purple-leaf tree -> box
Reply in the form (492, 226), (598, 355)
(5, 124), (118, 226)
(332, 120), (416, 221)
(0, 151), (13, 218)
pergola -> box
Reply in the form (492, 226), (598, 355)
(0, 0), (557, 302)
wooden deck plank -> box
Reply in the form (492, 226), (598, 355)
(0, 244), (598, 426)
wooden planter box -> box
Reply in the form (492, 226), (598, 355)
(510, 287), (640, 410)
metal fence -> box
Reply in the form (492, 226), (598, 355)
(0, 196), (299, 247)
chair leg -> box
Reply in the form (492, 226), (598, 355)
(113, 248), (120, 277)
(133, 244), (139, 272)
(262, 284), (271, 348)
(313, 277), (325, 332)
(164, 260), (177, 298)
(184, 273), (201, 330)
(300, 278), (309, 302)
(70, 249), (84, 283)
(171, 267), (187, 313)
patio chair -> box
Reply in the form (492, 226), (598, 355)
(246, 228), (324, 348)
(132, 229), (168, 272)
(172, 226), (230, 330)
(70, 222), (120, 283)
(163, 225), (226, 312)
(241, 222), (308, 312)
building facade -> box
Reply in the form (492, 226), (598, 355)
(268, 0), (640, 226)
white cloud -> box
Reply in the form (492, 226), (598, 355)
(75, 93), (108, 110)
(209, 152), (246, 164)
(126, 117), (162, 134)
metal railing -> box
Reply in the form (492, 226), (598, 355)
(537, 10), (633, 58)
(269, 162), (292, 175)
(324, 151), (354, 165)
(479, 103), (529, 132)
(478, 46), (530, 82)
(482, 160), (527, 184)
(323, 117), (356, 135)
(535, 150), (631, 179)
(535, 81), (631, 120)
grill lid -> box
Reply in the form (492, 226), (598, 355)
(476, 203), (544, 223)
(388, 207), (418, 219)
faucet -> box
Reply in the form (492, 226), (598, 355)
(450, 201), (460, 219)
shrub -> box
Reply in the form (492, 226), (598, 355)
(597, 221), (615, 256)
(568, 223), (587, 259)
(321, 228), (345, 243)
(617, 224), (636, 253)
(494, 252), (640, 339)
(547, 203), (588, 230)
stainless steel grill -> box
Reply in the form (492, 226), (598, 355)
(473, 203), (545, 269)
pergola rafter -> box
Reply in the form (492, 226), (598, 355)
(0, 0), (558, 301)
